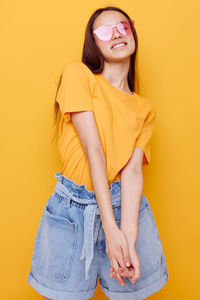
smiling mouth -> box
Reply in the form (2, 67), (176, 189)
(111, 42), (128, 49)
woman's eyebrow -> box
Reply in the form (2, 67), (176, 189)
(111, 20), (129, 26)
(120, 20), (129, 23)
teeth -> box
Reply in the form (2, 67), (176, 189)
(112, 43), (126, 49)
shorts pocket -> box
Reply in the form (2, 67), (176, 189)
(116, 205), (163, 279)
(32, 201), (78, 282)
(136, 205), (163, 278)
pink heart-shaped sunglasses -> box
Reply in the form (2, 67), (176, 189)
(93, 20), (135, 42)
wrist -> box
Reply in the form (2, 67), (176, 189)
(102, 217), (118, 235)
(120, 226), (138, 245)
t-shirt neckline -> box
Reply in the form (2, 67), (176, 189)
(97, 73), (136, 99)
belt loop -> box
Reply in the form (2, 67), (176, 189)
(55, 171), (63, 182)
(65, 196), (72, 208)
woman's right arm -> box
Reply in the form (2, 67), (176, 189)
(70, 110), (132, 286)
(71, 110), (116, 231)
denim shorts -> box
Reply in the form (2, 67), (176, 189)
(27, 171), (169, 300)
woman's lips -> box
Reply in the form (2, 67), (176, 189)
(111, 42), (127, 49)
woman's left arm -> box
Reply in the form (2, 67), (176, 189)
(120, 147), (144, 245)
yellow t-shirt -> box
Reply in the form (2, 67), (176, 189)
(56, 60), (156, 191)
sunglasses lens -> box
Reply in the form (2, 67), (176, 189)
(95, 26), (112, 41)
(117, 22), (132, 36)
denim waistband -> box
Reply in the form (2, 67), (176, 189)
(54, 171), (122, 281)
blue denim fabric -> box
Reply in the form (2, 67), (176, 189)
(27, 171), (169, 300)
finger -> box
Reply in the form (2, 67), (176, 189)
(117, 247), (131, 273)
(110, 266), (117, 276)
(109, 267), (117, 278)
(119, 266), (135, 278)
(129, 261), (140, 282)
(118, 266), (128, 277)
(112, 257), (120, 274)
(130, 266), (140, 281)
(121, 241), (132, 270)
(109, 267), (115, 277)
(110, 263), (135, 279)
(112, 259), (125, 286)
(112, 266), (135, 280)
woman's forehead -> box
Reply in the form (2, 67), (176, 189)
(93, 13), (129, 29)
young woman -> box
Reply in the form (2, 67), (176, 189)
(27, 6), (169, 300)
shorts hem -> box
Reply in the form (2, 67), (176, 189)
(100, 273), (169, 300)
(27, 272), (95, 300)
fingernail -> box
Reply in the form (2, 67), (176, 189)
(126, 262), (130, 267)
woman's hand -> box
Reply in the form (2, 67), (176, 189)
(104, 224), (133, 287)
(109, 242), (141, 285)
(109, 265), (135, 283)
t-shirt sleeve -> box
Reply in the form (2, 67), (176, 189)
(56, 61), (95, 121)
(134, 100), (156, 166)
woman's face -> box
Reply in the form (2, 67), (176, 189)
(92, 11), (135, 63)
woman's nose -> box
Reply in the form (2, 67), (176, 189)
(112, 26), (122, 39)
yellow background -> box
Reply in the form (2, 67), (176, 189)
(0, 0), (199, 299)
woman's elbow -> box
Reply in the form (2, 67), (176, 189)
(121, 147), (144, 174)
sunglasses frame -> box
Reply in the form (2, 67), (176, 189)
(92, 20), (135, 42)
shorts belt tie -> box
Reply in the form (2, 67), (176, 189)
(54, 172), (121, 281)
(79, 203), (102, 281)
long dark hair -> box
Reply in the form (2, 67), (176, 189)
(51, 6), (139, 144)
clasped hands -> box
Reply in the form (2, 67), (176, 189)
(109, 262), (139, 287)
(105, 222), (141, 287)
